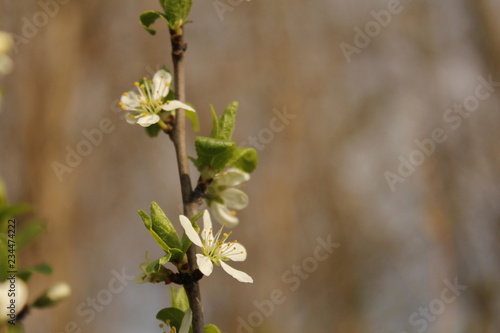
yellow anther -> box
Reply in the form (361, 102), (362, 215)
(231, 211), (237, 216)
(159, 324), (164, 328)
(123, 92), (128, 96)
(165, 82), (170, 86)
(134, 82), (140, 86)
(121, 106), (127, 110)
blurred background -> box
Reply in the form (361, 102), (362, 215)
(1, 0), (500, 332)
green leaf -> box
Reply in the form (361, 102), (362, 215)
(138, 209), (170, 252)
(209, 105), (219, 139)
(204, 324), (222, 333)
(160, 0), (193, 31)
(16, 219), (45, 249)
(228, 147), (258, 173)
(216, 102), (238, 141)
(0, 203), (31, 222)
(171, 286), (189, 312)
(156, 307), (185, 329)
(150, 202), (182, 250)
(146, 253), (172, 273)
(194, 137), (235, 172)
(186, 108), (200, 132)
(17, 263), (52, 282)
(139, 10), (169, 35)
(145, 123), (162, 138)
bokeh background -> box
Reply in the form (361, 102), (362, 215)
(1, 0), (500, 332)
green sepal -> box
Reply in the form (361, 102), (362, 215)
(228, 147), (258, 173)
(139, 11), (169, 35)
(145, 123), (162, 138)
(181, 211), (203, 253)
(171, 286), (189, 312)
(17, 263), (52, 282)
(204, 324), (222, 333)
(194, 137), (235, 173)
(159, 0), (193, 31)
(156, 307), (185, 330)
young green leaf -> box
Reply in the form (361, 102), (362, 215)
(209, 105), (219, 138)
(16, 219), (45, 249)
(139, 209), (171, 252)
(171, 286), (190, 312)
(145, 123), (162, 138)
(194, 137), (235, 173)
(150, 202), (182, 250)
(204, 324), (222, 333)
(156, 307), (185, 330)
(228, 147), (258, 173)
(139, 11), (170, 35)
(17, 263), (53, 282)
(159, 0), (193, 31)
(186, 108), (200, 132)
(216, 101), (238, 140)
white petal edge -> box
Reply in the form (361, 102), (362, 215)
(196, 254), (214, 276)
(220, 261), (253, 283)
(179, 308), (192, 333)
(221, 188), (249, 210)
(179, 215), (202, 247)
(224, 242), (247, 262)
(211, 203), (239, 227)
(137, 114), (160, 127)
(161, 100), (195, 112)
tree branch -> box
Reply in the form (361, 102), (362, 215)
(169, 27), (205, 333)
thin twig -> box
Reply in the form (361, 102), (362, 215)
(169, 27), (205, 333)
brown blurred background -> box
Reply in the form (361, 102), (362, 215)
(1, 0), (500, 332)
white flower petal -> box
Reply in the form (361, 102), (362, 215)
(0, 55), (13, 75)
(217, 168), (250, 186)
(221, 188), (248, 210)
(223, 242), (247, 262)
(0, 279), (29, 322)
(137, 114), (160, 127)
(179, 215), (202, 247)
(179, 309), (192, 333)
(120, 91), (140, 109)
(152, 69), (171, 100)
(196, 254), (214, 276)
(211, 203), (239, 227)
(201, 210), (213, 241)
(125, 113), (139, 124)
(220, 261), (253, 283)
(161, 100), (195, 112)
